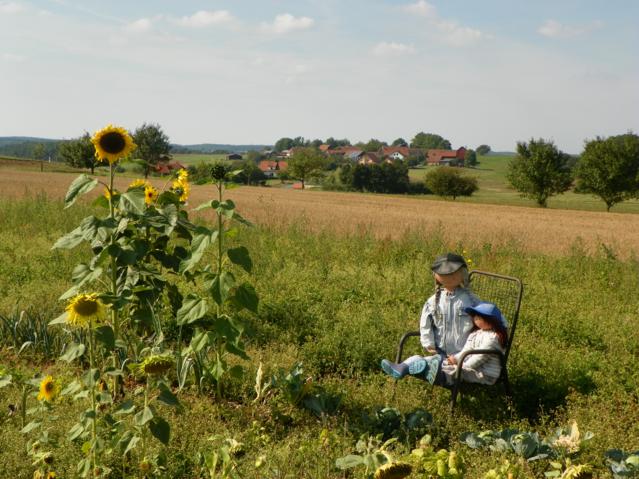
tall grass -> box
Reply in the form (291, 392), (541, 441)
(1, 196), (638, 477)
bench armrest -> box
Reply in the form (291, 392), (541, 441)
(454, 348), (506, 383)
(395, 330), (420, 363)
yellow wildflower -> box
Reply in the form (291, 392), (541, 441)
(37, 376), (58, 402)
(129, 178), (148, 189)
(144, 185), (158, 205)
(65, 293), (105, 328)
(91, 124), (136, 164)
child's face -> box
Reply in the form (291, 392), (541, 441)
(434, 270), (463, 291)
(472, 314), (492, 330)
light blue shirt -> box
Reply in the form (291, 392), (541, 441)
(419, 287), (478, 354)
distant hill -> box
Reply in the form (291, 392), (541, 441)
(171, 143), (271, 154)
(0, 136), (271, 160)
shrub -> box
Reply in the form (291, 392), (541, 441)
(424, 167), (478, 199)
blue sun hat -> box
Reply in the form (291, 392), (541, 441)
(464, 301), (508, 328)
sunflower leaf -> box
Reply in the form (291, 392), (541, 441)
(60, 342), (86, 362)
(120, 189), (146, 214)
(52, 225), (85, 250)
(227, 246), (253, 273)
(64, 174), (98, 209)
(149, 417), (171, 445)
(176, 294), (208, 325)
(49, 312), (68, 326)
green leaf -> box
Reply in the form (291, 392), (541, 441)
(123, 434), (141, 455)
(49, 312), (68, 326)
(149, 416), (171, 445)
(0, 375), (12, 388)
(210, 272), (235, 305)
(114, 399), (136, 415)
(195, 200), (215, 211)
(94, 325), (115, 352)
(60, 380), (82, 396)
(335, 455), (365, 470)
(60, 342), (86, 362)
(179, 227), (218, 273)
(119, 189), (146, 214)
(156, 383), (180, 407)
(51, 225), (85, 250)
(68, 423), (85, 441)
(189, 331), (210, 353)
(227, 246), (253, 273)
(232, 283), (259, 313)
(20, 421), (41, 434)
(176, 294), (208, 325)
(135, 406), (154, 426)
(64, 174), (98, 208)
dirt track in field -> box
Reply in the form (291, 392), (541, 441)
(1, 167), (637, 257)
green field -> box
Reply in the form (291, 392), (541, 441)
(409, 156), (639, 213)
(1, 191), (638, 478)
(172, 153), (230, 166)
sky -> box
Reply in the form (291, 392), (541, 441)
(1, 0), (638, 153)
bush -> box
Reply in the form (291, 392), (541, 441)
(424, 167), (478, 199)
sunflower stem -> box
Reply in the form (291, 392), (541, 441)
(88, 324), (99, 477)
(215, 180), (223, 400)
(108, 162), (121, 396)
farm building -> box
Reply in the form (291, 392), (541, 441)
(258, 159), (288, 178)
(427, 147), (466, 166)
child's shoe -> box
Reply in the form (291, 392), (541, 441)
(381, 359), (408, 379)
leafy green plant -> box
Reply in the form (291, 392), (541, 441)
(361, 406), (433, 443)
(411, 435), (465, 478)
(606, 450), (639, 478)
(335, 433), (396, 477)
(198, 436), (244, 479)
(483, 459), (524, 479)
(461, 428), (553, 460)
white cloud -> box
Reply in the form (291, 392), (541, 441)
(404, 0), (437, 19)
(402, 1), (485, 46)
(261, 13), (314, 34)
(177, 10), (234, 28)
(372, 41), (416, 56)
(538, 19), (603, 38)
(124, 18), (152, 34)
(0, 2), (26, 14)
(436, 20), (485, 46)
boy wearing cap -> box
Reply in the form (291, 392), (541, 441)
(381, 252), (479, 384)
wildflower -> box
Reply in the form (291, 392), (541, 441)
(139, 460), (151, 473)
(553, 421), (582, 454)
(45, 472), (57, 479)
(144, 185), (158, 205)
(138, 354), (173, 376)
(37, 376), (58, 402)
(65, 293), (106, 328)
(91, 124), (136, 164)
(171, 178), (190, 202)
(374, 462), (412, 479)
(129, 178), (148, 189)
(177, 168), (188, 181)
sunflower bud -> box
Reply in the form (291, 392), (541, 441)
(211, 164), (227, 180)
(374, 462), (413, 479)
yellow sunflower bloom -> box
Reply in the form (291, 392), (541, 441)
(37, 376), (59, 402)
(65, 293), (105, 328)
(374, 462), (412, 479)
(139, 354), (173, 376)
(45, 472), (57, 479)
(129, 178), (148, 189)
(171, 178), (190, 202)
(144, 185), (158, 205)
(103, 187), (118, 200)
(177, 168), (188, 181)
(91, 124), (136, 164)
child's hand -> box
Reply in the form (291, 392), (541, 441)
(447, 355), (457, 365)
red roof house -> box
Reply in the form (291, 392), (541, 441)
(427, 147), (467, 166)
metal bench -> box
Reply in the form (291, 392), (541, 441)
(394, 270), (523, 411)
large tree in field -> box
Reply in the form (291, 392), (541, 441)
(287, 147), (327, 189)
(133, 123), (171, 178)
(507, 138), (573, 207)
(58, 133), (98, 173)
(410, 132), (451, 150)
(576, 133), (639, 211)
(476, 144), (491, 156)
(363, 138), (387, 152)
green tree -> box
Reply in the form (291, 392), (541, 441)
(575, 133), (639, 211)
(274, 137), (295, 152)
(410, 132), (451, 150)
(57, 133), (98, 173)
(476, 144), (491, 156)
(32, 143), (46, 161)
(392, 138), (408, 147)
(507, 138), (572, 207)
(363, 138), (387, 152)
(464, 149), (478, 167)
(287, 147), (328, 189)
(424, 167), (478, 199)
(133, 123), (171, 178)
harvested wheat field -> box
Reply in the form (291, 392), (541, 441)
(1, 167), (638, 257)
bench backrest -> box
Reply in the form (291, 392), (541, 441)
(469, 270), (523, 362)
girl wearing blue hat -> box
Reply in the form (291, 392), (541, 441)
(381, 252), (480, 384)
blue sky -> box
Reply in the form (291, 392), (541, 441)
(1, 0), (637, 153)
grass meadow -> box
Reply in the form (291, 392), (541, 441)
(1, 167), (638, 477)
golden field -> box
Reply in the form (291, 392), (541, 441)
(1, 167), (638, 257)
